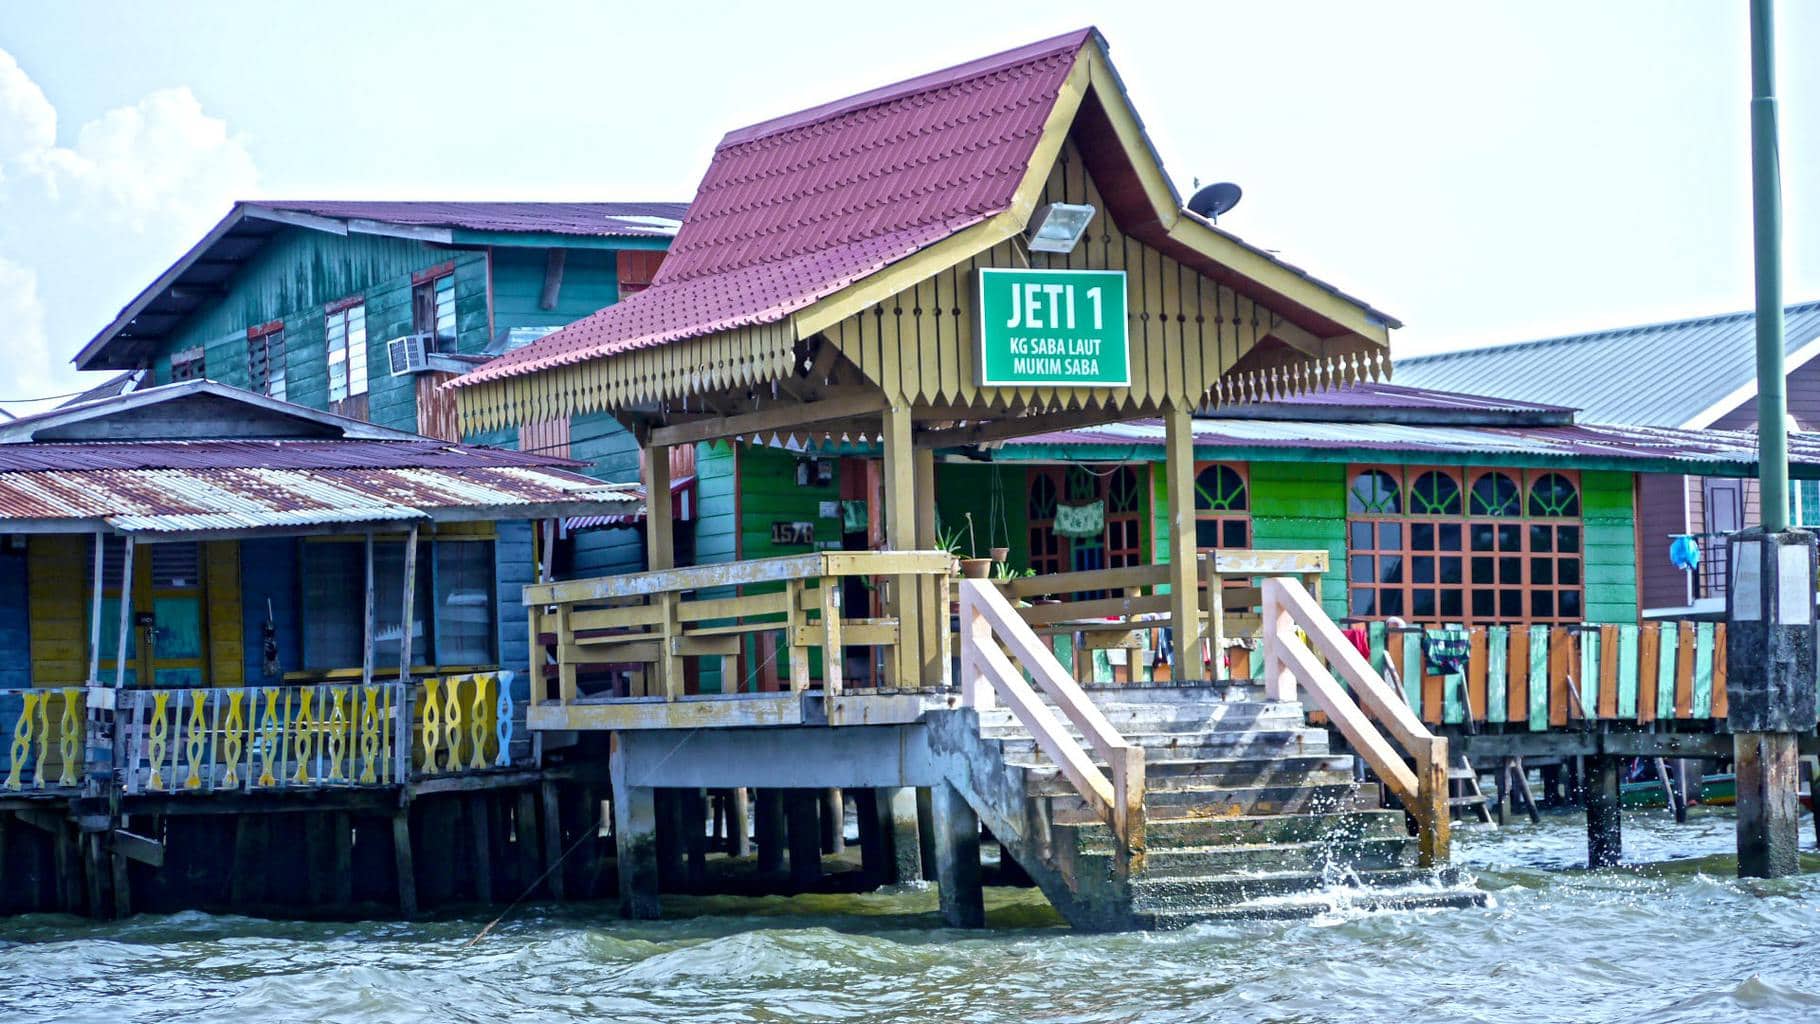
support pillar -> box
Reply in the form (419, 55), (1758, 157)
(1585, 756), (1622, 869)
(879, 786), (922, 884)
(916, 786), (937, 881)
(930, 782), (984, 928)
(820, 788), (846, 855)
(754, 789), (786, 873)
(729, 787), (752, 858)
(391, 811), (417, 917)
(609, 736), (660, 919)
(684, 788), (708, 889)
(912, 446), (946, 688)
(1163, 403), (1202, 683)
(654, 790), (684, 890)
(785, 790), (823, 887)
(1736, 732), (1801, 878)
(540, 780), (567, 901)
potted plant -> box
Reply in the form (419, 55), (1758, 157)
(940, 513), (992, 578)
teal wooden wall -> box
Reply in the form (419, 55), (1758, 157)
(934, 462), (1029, 567)
(0, 545), (29, 689)
(1248, 462), (1349, 618)
(490, 248), (620, 333)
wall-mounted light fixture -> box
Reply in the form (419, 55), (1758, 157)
(1025, 202), (1097, 254)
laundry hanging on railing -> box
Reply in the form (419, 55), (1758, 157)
(1422, 628), (1471, 675)
(1053, 501), (1105, 538)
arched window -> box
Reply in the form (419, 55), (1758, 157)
(1528, 473), (1581, 517)
(1193, 463), (1251, 550)
(1105, 467), (1143, 570)
(1348, 469), (1402, 515)
(1408, 470), (1464, 516)
(1469, 471), (1522, 517)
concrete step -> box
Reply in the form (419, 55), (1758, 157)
(992, 729), (1330, 762)
(1129, 866), (1462, 911)
(1050, 780), (1359, 824)
(975, 702), (1305, 735)
(1105, 836), (1417, 876)
(1016, 755), (1355, 797)
(1064, 809), (1411, 853)
(1135, 881), (1486, 928)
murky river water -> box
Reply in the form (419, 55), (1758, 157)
(7, 809), (1820, 1023)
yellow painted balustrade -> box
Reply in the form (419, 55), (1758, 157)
(121, 684), (405, 795)
(2, 688), (86, 792)
(413, 672), (514, 775)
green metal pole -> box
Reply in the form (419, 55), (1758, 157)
(1751, 0), (1788, 532)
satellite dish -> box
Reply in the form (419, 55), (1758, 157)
(1187, 182), (1243, 222)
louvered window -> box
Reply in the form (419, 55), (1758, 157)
(326, 301), (368, 405)
(170, 347), (206, 382)
(247, 324), (286, 399)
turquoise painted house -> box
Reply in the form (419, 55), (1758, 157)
(74, 200), (686, 577)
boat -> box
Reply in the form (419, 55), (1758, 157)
(1619, 773), (1735, 808)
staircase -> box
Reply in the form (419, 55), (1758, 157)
(933, 577), (1482, 931)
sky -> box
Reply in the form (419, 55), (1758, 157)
(1, 0), (1816, 415)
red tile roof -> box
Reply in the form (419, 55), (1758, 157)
(455, 29), (1097, 387)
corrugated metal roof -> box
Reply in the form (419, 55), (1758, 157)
(454, 31), (1092, 387)
(0, 445), (640, 536)
(0, 438), (585, 473)
(253, 201), (689, 238)
(1395, 301), (1820, 427)
(1008, 416), (1820, 476)
(1247, 380), (1572, 416)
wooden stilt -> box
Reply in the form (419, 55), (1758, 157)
(1736, 731), (1801, 879)
(1511, 757), (1542, 824)
(514, 789), (542, 895)
(470, 795), (495, 904)
(754, 789), (785, 873)
(331, 812), (354, 912)
(391, 810), (418, 917)
(1585, 756), (1622, 868)
(540, 780), (566, 901)
(785, 790), (823, 887)
(930, 782), (984, 928)
(231, 816), (262, 909)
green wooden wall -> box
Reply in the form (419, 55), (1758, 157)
(1248, 462), (1349, 618)
(1581, 470), (1638, 624)
(490, 248), (621, 333)
(934, 462), (1029, 568)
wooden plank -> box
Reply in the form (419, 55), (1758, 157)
(1506, 626), (1529, 723)
(1615, 624), (1639, 720)
(1692, 622), (1715, 719)
(1548, 627), (1571, 727)
(1656, 622), (1680, 721)
(1597, 624), (1620, 720)
(1400, 631), (1423, 713)
(1580, 628), (1602, 720)
(1711, 624), (1729, 719)
(1163, 406), (1200, 682)
(1485, 626), (1508, 725)
(1674, 622), (1695, 719)
(1467, 628), (1488, 725)
(1637, 624), (1661, 725)
(1527, 626), (1549, 731)
(1368, 620), (1388, 675)
(527, 694), (804, 732)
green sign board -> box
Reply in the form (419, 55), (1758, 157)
(975, 268), (1130, 387)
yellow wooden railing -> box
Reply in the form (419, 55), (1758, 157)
(415, 672), (513, 774)
(992, 550), (1329, 684)
(2, 688), (86, 792)
(959, 578), (1146, 868)
(1261, 577), (1450, 865)
(525, 551), (956, 702)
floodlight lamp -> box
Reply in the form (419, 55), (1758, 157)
(1026, 203), (1096, 254)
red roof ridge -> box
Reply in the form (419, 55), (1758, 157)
(719, 27), (1097, 148)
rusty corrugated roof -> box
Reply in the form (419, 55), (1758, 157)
(0, 441), (640, 536)
(253, 200), (688, 238)
(453, 30), (1095, 387)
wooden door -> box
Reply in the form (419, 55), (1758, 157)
(1702, 477), (1744, 600)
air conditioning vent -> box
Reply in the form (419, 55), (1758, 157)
(386, 333), (431, 376)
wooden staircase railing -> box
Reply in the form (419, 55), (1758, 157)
(957, 579), (1146, 868)
(1260, 577), (1451, 866)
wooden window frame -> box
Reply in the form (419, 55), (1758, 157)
(1191, 461), (1252, 553)
(325, 298), (369, 412)
(169, 347), (206, 383)
(412, 267), (457, 350)
(1345, 464), (1585, 627)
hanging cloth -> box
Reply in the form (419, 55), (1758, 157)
(1053, 500), (1105, 539)
(1422, 628), (1471, 675)
(840, 499), (869, 534)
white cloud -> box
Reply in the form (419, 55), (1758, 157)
(0, 47), (257, 411)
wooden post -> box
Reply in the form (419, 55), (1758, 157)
(1585, 755), (1622, 868)
(1736, 731), (1800, 878)
(514, 789), (542, 894)
(470, 795), (495, 904)
(785, 790), (823, 887)
(87, 533), (105, 683)
(881, 405), (920, 689)
(913, 446), (945, 688)
(609, 735), (660, 918)
(930, 781), (985, 928)
(391, 810), (418, 917)
(646, 442), (683, 699)
(394, 527), (418, 685)
(1163, 404), (1201, 683)
(332, 811), (354, 911)
(113, 537), (136, 690)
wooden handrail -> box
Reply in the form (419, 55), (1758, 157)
(957, 579), (1145, 867)
(1261, 577), (1450, 866)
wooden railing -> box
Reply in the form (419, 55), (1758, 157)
(1261, 577), (1450, 866)
(958, 579), (1146, 867)
(2, 687), (86, 792)
(992, 550), (1329, 684)
(524, 550), (956, 703)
